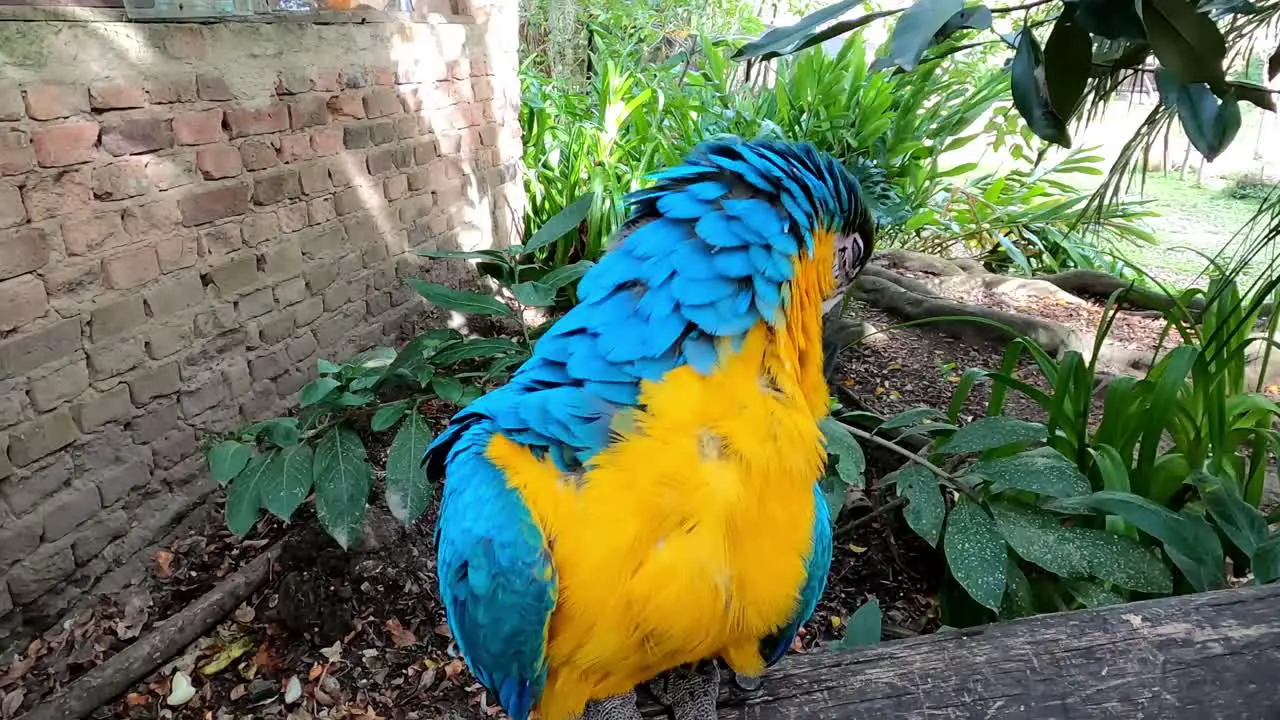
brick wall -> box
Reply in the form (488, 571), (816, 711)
(0, 3), (524, 639)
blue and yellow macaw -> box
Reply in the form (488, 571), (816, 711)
(422, 137), (875, 720)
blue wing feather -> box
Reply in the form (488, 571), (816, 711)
(759, 483), (834, 667)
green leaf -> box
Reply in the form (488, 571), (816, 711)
(524, 193), (593, 254)
(1139, 0), (1228, 89)
(415, 249), (510, 262)
(731, 0), (862, 60)
(1072, 527), (1173, 594)
(539, 260), (594, 291)
(879, 0), (965, 72)
(317, 359), (341, 375)
(1155, 69), (1241, 161)
(371, 401), (409, 433)
(1253, 534), (1280, 584)
(933, 4), (992, 43)
(406, 279), (514, 318)
(260, 444), (314, 522)
(259, 418), (300, 448)
(944, 497), (1008, 611)
(1076, 0), (1146, 40)
(207, 441), (252, 486)
(1064, 579), (1128, 608)
(1011, 22), (1071, 148)
(431, 338), (523, 367)
(832, 598), (882, 650)
(1229, 80), (1277, 112)
(300, 378), (341, 407)
(1269, 45), (1280, 81)
(819, 417), (865, 488)
(1188, 471), (1268, 558)
(879, 406), (942, 431)
(937, 416), (1047, 454)
(226, 451), (275, 537)
(968, 446), (1091, 499)
(1042, 5), (1093, 121)
(511, 281), (558, 308)
(989, 498), (1089, 578)
(313, 427), (371, 550)
(386, 410), (435, 525)
(1001, 558), (1037, 619)
(431, 376), (466, 405)
(897, 464), (945, 547)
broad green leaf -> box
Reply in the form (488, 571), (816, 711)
(819, 473), (846, 523)
(1229, 80), (1277, 112)
(832, 598), (882, 650)
(208, 441), (252, 486)
(732, 0), (861, 60)
(317, 359), (341, 375)
(1011, 21), (1071, 148)
(1139, 0), (1228, 89)
(524, 193), (593, 253)
(944, 497), (1008, 611)
(432, 376), (466, 405)
(1064, 579), (1128, 608)
(431, 338), (523, 367)
(1270, 45), (1280, 81)
(313, 426), (371, 550)
(880, 406), (942, 431)
(969, 446), (1090, 499)
(407, 279), (514, 318)
(1001, 557), (1037, 619)
(371, 401), (409, 433)
(300, 378), (341, 407)
(989, 498), (1089, 578)
(933, 4), (992, 43)
(539, 260), (594, 291)
(1076, 0), (1146, 40)
(415, 249), (509, 262)
(937, 416), (1047, 454)
(1072, 527), (1173, 594)
(386, 410), (435, 525)
(244, 417), (300, 448)
(897, 464), (945, 547)
(1253, 534), (1280, 584)
(1042, 5), (1093, 121)
(819, 417), (865, 488)
(879, 0), (965, 72)
(226, 451), (275, 537)
(510, 281), (558, 308)
(1188, 471), (1267, 557)
(261, 444), (314, 522)
(1155, 69), (1241, 161)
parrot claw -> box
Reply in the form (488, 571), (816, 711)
(646, 661), (721, 720)
(580, 690), (643, 720)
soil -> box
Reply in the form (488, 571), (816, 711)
(0, 268), (1257, 720)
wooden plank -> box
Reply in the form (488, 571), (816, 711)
(638, 583), (1280, 719)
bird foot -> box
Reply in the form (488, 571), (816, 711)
(646, 661), (721, 720)
(580, 690), (643, 720)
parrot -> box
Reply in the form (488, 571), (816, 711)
(422, 136), (876, 720)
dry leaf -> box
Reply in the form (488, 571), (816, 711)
(444, 659), (465, 680)
(284, 676), (303, 704)
(383, 619), (417, 648)
(307, 664), (325, 681)
(233, 605), (256, 624)
(153, 550), (175, 579)
(319, 641), (343, 663)
(2, 688), (25, 717)
(230, 684), (248, 701)
(166, 671), (196, 706)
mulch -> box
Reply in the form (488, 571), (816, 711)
(0, 274), (1251, 720)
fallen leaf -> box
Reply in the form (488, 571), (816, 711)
(319, 641), (343, 663)
(234, 605), (256, 624)
(2, 688), (25, 717)
(384, 619), (417, 648)
(166, 671), (197, 706)
(284, 676), (303, 704)
(125, 693), (150, 707)
(198, 636), (256, 677)
(307, 664), (325, 682)
(444, 659), (465, 680)
(230, 684), (247, 701)
(153, 550), (175, 579)
(830, 616), (842, 628)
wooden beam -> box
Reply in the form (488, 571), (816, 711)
(639, 583), (1280, 718)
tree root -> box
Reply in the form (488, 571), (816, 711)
(18, 543), (283, 720)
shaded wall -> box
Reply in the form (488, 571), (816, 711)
(0, 1), (525, 637)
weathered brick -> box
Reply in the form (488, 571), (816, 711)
(322, 281), (352, 310)
(275, 69), (312, 96)
(144, 271), (203, 316)
(180, 182), (251, 226)
(196, 145), (244, 180)
(127, 362), (180, 405)
(147, 74), (198, 104)
(72, 383), (132, 431)
(180, 371), (227, 418)
(249, 347), (290, 380)
(173, 108), (224, 145)
(406, 167), (430, 193)
(0, 274), (48, 332)
(128, 398), (177, 443)
(100, 116), (174, 157)
(87, 338), (145, 379)
(309, 197), (337, 226)
(97, 459), (150, 506)
(368, 148), (396, 175)
(395, 114), (418, 140)
(0, 318), (82, 381)
(89, 295), (145, 342)
(23, 167), (90, 222)
(258, 311), (294, 346)
(196, 73), (233, 101)
(0, 128), (35, 176)
(153, 426), (198, 470)
(370, 120), (397, 145)
(254, 168), (302, 205)
(242, 212), (281, 247)
(314, 304), (364, 347)
(333, 188), (363, 216)
(294, 296), (323, 326)
(102, 246), (160, 290)
(8, 409), (78, 466)
(207, 254), (259, 293)
(313, 68), (341, 93)
(32, 122), (99, 167)
(237, 287), (275, 320)
(0, 434), (11, 479)
(341, 67), (369, 89)
(89, 79), (147, 110)
(289, 95), (329, 129)
(273, 277), (307, 307)
(296, 163), (330, 196)
(28, 359), (88, 412)
(278, 134), (313, 164)
(311, 127), (344, 156)
(384, 174), (409, 201)
(43, 260), (100, 308)
(8, 542), (76, 603)
(0, 513), (42, 567)
(0, 84), (23, 121)
(261, 240), (303, 278)
(0, 184), (23, 231)
(371, 65), (396, 86)
(279, 202), (309, 233)
(240, 139), (279, 171)
(328, 92), (365, 121)
(197, 223), (243, 256)
(363, 87), (403, 118)
(146, 322), (191, 359)
(299, 224), (346, 259)
(24, 84), (88, 120)
(148, 153), (197, 191)
(285, 331), (317, 363)
(226, 102), (289, 138)
(72, 509), (128, 564)
(343, 124), (373, 150)
(43, 482), (102, 541)
(62, 211), (127, 256)
(92, 158), (151, 200)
